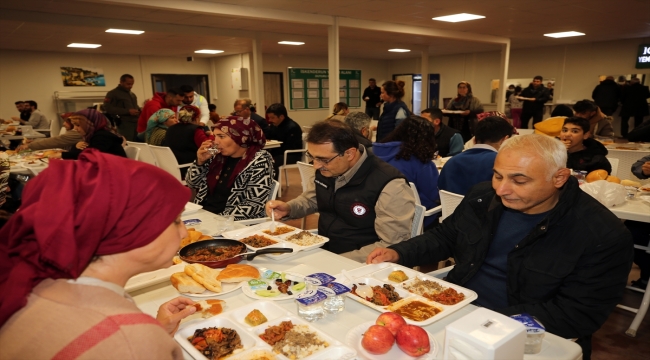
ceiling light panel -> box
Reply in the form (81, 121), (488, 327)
(388, 49), (411, 52)
(106, 29), (145, 35)
(544, 31), (585, 38)
(432, 13), (485, 23)
(194, 49), (224, 54)
(67, 43), (101, 48)
(278, 41), (305, 45)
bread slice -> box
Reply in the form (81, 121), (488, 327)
(184, 264), (223, 293)
(217, 264), (260, 283)
(170, 272), (205, 294)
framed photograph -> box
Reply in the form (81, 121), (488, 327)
(61, 66), (105, 86)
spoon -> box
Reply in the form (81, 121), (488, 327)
(270, 204), (277, 233)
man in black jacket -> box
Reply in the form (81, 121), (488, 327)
(367, 134), (633, 360)
(592, 76), (621, 116)
(265, 103), (303, 179)
(520, 76), (551, 128)
(104, 74), (140, 141)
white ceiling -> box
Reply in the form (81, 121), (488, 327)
(0, 0), (648, 59)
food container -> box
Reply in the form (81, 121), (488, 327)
(295, 290), (327, 322)
(510, 313), (546, 354)
(178, 239), (292, 268)
(443, 308), (526, 360)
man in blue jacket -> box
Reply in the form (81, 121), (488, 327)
(438, 116), (513, 195)
(367, 134), (633, 360)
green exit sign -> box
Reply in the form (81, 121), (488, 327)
(636, 44), (650, 69)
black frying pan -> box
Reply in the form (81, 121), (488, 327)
(178, 239), (293, 268)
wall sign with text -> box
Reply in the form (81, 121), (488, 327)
(636, 44), (650, 69)
(288, 68), (362, 110)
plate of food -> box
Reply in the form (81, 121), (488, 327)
(348, 277), (409, 308)
(241, 268), (307, 301)
(281, 230), (329, 251)
(20, 160), (46, 168)
(345, 321), (438, 360)
(171, 263), (260, 297)
(175, 316), (256, 360)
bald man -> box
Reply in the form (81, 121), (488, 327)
(367, 134), (632, 360)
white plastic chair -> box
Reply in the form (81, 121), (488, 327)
(59, 127), (67, 136)
(277, 148), (307, 197)
(617, 239), (650, 337)
(411, 204), (426, 238)
(517, 129), (535, 135)
(439, 189), (465, 222)
(409, 182), (442, 221)
(297, 161), (316, 228)
(127, 142), (157, 166)
(148, 145), (192, 185)
(607, 149), (650, 185)
(49, 118), (60, 138)
(124, 145), (140, 161)
(607, 157), (619, 177)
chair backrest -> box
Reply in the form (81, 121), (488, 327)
(409, 182), (422, 205)
(297, 161), (315, 193)
(148, 145), (182, 181)
(411, 204), (426, 238)
(269, 180), (280, 202)
(607, 149), (650, 185)
(59, 127), (67, 136)
(50, 117), (60, 137)
(127, 142), (157, 166)
(439, 189), (464, 221)
(124, 146), (141, 161)
(607, 157), (619, 177)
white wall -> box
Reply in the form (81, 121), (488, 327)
(209, 53), (252, 117)
(0, 50), (212, 123)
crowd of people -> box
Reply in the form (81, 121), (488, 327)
(0, 72), (648, 360)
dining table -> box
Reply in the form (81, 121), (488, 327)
(129, 209), (583, 360)
(609, 196), (650, 223)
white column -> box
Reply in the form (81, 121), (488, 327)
(328, 16), (340, 110)
(421, 50), (429, 113)
(251, 35), (265, 110)
(497, 41), (511, 113)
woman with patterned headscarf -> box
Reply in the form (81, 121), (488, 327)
(166, 105), (215, 176)
(444, 81), (484, 142)
(143, 109), (178, 146)
(51, 109), (126, 160)
(185, 116), (273, 219)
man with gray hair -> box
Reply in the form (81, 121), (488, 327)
(367, 134), (632, 359)
(235, 98), (268, 134)
(344, 111), (372, 149)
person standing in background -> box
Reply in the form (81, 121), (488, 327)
(509, 86), (523, 128)
(620, 77), (650, 138)
(591, 76), (621, 117)
(519, 76), (551, 129)
(376, 80), (410, 142)
(444, 81), (483, 142)
(179, 85), (210, 127)
(362, 78), (382, 120)
(103, 74), (140, 142)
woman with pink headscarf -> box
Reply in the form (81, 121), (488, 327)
(186, 116), (273, 219)
(0, 150), (195, 359)
(50, 109), (126, 159)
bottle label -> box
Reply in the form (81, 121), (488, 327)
(305, 273), (336, 286)
(182, 219), (202, 226)
(247, 279), (267, 290)
(511, 313), (546, 334)
(317, 282), (351, 296)
(261, 270), (281, 280)
(296, 290), (327, 305)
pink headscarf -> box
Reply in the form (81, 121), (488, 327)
(0, 149), (190, 326)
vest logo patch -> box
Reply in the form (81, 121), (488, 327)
(315, 179), (328, 188)
(351, 203), (368, 217)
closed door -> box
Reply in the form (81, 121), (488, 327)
(394, 74), (413, 111)
(264, 72), (284, 110)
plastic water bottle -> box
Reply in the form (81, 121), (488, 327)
(319, 282), (351, 314)
(296, 290), (326, 322)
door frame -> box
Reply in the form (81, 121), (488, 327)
(263, 72), (285, 105)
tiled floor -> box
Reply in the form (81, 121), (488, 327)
(276, 167), (649, 360)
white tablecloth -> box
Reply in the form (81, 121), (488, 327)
(130, 213), (582, 360)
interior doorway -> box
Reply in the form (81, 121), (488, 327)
(263, 72), (284, 111)
(151, 74), (210, 100)
(393, 74), (422, 114)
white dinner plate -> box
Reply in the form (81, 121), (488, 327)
(175, 267), (245, 297)
(241, 270), (306, 301)
(345, 321), (438, 360)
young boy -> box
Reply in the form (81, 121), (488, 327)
(560, 116), (612, 174)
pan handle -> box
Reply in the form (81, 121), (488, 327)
(246, 247), (294, 261)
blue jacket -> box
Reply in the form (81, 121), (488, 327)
(438, 146), (497, 195)
(373, 141), (440, 226)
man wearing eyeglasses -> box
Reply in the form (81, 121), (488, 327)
(572, 99), (614, 137)
(265, 120), (415, 263)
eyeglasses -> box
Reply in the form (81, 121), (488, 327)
(305, 151), (342, 165)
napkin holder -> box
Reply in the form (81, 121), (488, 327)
(443, 307), (526, 360)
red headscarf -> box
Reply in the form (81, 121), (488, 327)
(207, 116), (266, 190)
(0, 149), (190, 326)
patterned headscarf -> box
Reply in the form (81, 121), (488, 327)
(144, 109), (176, 140)
(73, 109), (117, 142)
(207, 116), (266, 190)
(0, 152), (9, 207)
(178, 105), (201, 124)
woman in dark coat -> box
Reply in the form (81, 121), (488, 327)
(620, 78), (650, 137)
(53, 109), (126, 160)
